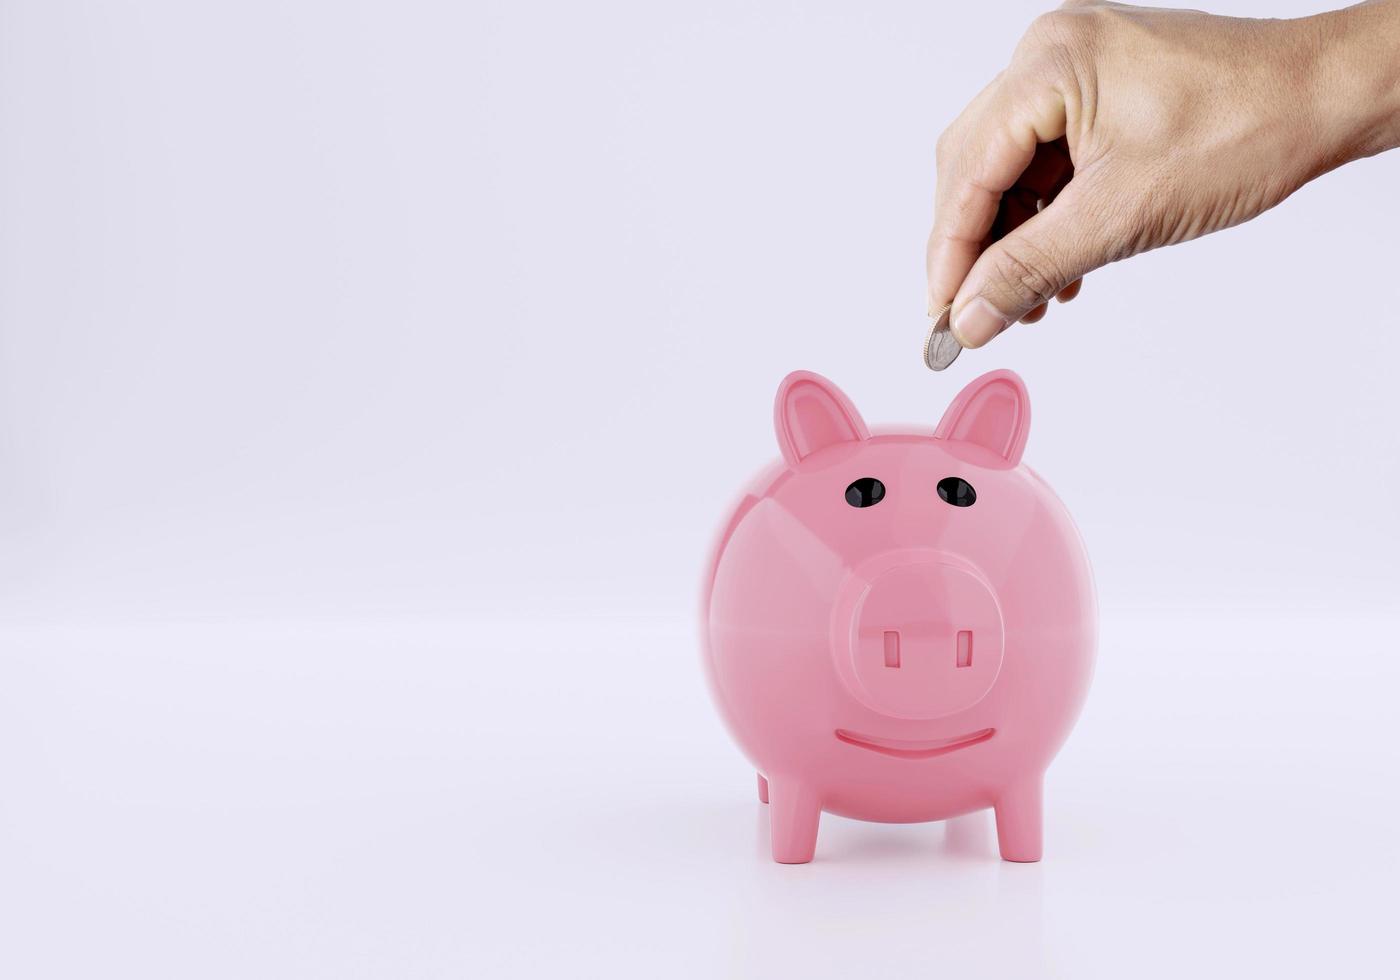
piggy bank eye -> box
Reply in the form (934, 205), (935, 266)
(845, 477), (885, 508)
(937, 477), (976, 507)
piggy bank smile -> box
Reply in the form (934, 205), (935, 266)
(702, 369), (1096, 864)
(833, 726), (996, 759)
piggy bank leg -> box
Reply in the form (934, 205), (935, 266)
(767, 780), (820, 864)
(994, 777), (1043, 863)
(756, 774), (769, 804)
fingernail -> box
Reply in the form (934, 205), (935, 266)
(951, 297), (1009, 349)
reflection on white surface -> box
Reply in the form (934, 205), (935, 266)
(1, 612), (1397, 978)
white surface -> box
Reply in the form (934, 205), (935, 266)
(0, 0), (1395, 624)
(3, 613), (1397, 979)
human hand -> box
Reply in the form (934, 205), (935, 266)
(926, 0), (1400, 349)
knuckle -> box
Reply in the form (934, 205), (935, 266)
(995, 242), (1067, 306)
(1023, 10), (1071, 47)
(934, 128), (955, 165)
(1021, 7), (1098, 58)
(1092, 161), (1174, 257)
(1013, 12), (1087, 84)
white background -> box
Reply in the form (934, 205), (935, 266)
(0, 1), (1396, 977)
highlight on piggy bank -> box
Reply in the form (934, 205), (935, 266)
(701, 369), (1096, 864)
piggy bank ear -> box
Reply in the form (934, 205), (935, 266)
(774, 371), (870, 466)
(934, 369), (1031, 466)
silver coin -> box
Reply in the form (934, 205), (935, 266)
(922, 303), (962, 371)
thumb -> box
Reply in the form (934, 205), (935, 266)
(950, 182), (1119, 349)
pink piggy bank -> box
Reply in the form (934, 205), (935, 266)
(702, 369), (1095, 864)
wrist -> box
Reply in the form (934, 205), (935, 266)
(1303, 1), (1400, 168)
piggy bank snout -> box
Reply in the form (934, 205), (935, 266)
(832, 556), (1006, 721)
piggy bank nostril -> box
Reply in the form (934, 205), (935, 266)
(883, 630), (901, 668)
(884, 627), (972, 670)
(956, 630), (973, 668)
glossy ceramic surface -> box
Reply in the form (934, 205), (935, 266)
(702, 370), (1096, 863)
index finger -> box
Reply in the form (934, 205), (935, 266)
(926, 74), (1066, 312)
